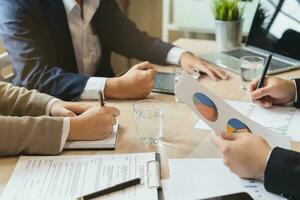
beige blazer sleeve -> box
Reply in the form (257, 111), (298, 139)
(0, 82), (64, 155)
(0, 82), (52, 116)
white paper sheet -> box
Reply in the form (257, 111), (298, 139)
(1, 153), (158, 200)
(175, 72), (291, 148)
(162, 159), (285, 200)
(194, 100), (300, 141)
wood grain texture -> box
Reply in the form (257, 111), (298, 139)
(0, 39), (299, 195)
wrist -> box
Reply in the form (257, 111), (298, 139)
(47, 99), (62, 116)
(104, 77), (127, 99)
(68, 117), (82, 140)
(290, 79), (297, 102)
(260, 147), (272, 178)
(286, 80), (296, 103)
(179, 52), (193, 65)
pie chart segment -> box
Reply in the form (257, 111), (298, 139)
(227, 118), (251, 135)
(193, 93), (218, 122)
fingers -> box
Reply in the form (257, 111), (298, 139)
(144, 67), (157, 79)
(202, 66), (219, 81)
(222, 132), (245, 140)
(103, 106), (120, 117)
(134, 61), (156, 80)
(247, 79), (260, 94)
(197, 64), (227, 81)
(211, 134), (230, 149)
(67, 103), (94, 114)
(255, 97), (273, 108)
(134, 61), (155, 70)
(112, 117), (117, 125)
(250, 86), (272, 100)
(206, 64), (229, 80)
(59, 107), (77, 117)
(248, 79), (274, 107)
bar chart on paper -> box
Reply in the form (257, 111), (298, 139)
(194, 100), (300, 141)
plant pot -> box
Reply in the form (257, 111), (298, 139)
(215, 20), (243, 52)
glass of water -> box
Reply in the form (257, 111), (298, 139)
(133, 100), (163, 144)
(240, 56), (265, 90)
(173, 67), (183, 102)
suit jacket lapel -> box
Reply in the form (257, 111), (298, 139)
(42, 0), (78, 73)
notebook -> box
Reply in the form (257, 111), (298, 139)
(64, 121), (119, 150)
(1, 152), (161, 200)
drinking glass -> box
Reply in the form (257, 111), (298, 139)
(240, 56), (264, 90)
(133, 100), (163, 144)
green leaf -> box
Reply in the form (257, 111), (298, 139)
(210, 0), (244, 21)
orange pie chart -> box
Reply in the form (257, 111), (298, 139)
(226, 118), (251, 135)
(193, 93), (218, 122)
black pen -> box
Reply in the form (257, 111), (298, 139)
(98, 89), (105, 107)
(256, 54), (272, 89)
(77, 178), (141, 200)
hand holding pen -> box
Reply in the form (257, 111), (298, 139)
(98, 89), (105, 107)
(247, 55), (297, 107)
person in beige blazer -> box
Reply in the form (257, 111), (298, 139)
(0, 81), (120, 156)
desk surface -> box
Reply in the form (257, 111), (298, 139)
(1, 39), (300, 194)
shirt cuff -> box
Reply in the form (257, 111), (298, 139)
(266, 148), (273, 163)
(166, 47), (188, 65)
(59, 117), (70, 151)
(293, 80), (298, 103)
(45, 98), (61, 116)
(80, 77), (108, 100)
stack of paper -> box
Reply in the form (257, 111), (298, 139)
(175, 72), (290, 148)
(1, 153), (160, 200)
(194, 100), (300, 141)
(162, 159), (285, 200)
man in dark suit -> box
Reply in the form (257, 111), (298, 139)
(0, 0), (228, 101)
(213, 77), (300, 199)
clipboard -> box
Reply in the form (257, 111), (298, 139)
(146, 153), (162, 190)
(1, 152), (162, 200)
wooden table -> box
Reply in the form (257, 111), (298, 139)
(1, 39), (300, 195)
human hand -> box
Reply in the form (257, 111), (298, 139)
(69, 106), (120, 141)
(104, 61), (156, 99)
(247, 77), (296, 108)
(179, 52), (229, 81)
(50, 101), (94, 117)
(212, 132), (271, 179)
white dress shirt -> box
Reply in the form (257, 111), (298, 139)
(45, 99), (70, 151)
(63, 0), (187, 100)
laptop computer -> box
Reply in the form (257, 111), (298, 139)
(200, 0), (300, 75)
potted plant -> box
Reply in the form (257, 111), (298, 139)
(211, 0), (245, 52)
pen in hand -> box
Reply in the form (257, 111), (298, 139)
(256, 54), (272, 90)
(255, 55), (272, 101)
(98, 90), (105, 107)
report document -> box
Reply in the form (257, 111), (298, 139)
(1, 153), (161, 200)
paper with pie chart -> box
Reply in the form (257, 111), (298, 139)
(175, 72), (290, 149)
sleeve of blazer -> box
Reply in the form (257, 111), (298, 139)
(293, 79), (300, 108)
(99, 0), (174, 65)
(0, 82), (52, 117)
(264, 147), (300, 199)
(0, 0), (89, 101)
(0, 115), (64, 156)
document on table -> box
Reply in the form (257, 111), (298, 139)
(64, 122), (119, 150)
(175, 72), (290, 148)
(162, 159), (285, 200)
(1, 153), (160, 200)
(194, 100), (300, 141)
